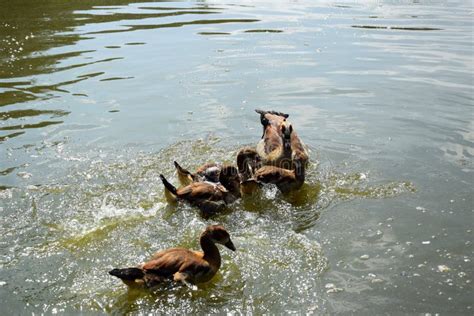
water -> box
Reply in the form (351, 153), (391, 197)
(0, 0), (472, 314)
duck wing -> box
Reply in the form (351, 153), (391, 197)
(290, 131), (309, 165)
(255, 165), (296, 184)
(176, 182), (227, 201)
(143, 248), (213, 284)
(174, 161), (195, 186)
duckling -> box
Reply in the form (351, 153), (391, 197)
(109, 225), (236, 288)
(254, 157), (306, 193)
(174, 161), (221, 186)
(160, 174), (232, 214)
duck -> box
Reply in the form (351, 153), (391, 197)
(162, 163), (244, 210)
(174, 148), (262, 197)
(255, 109), (309, 169)
(255, 109), (295, 168)
(160, 173), (234, 214)
(109, 225), (236, 288)
(253, 157), (306, 193)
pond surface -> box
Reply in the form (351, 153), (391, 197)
(0, 0), (472, 314)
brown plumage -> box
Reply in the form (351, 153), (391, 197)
(254, 158), (306, 193)
(255, 109), (309, 170)
(173, 163), (241, 196)
(160, 174), (233, 214)
(255, 109), (294, 167)
(255, 109), (289, 140)
(109, 225), (236, 288)
(289, 127), (309, 168)
(236, 147), (262, 195)
(236, 147), (261, 180)
(256, 110), (291, 165)
(174, 161), (221, 186)
(174, 150), (262, 198)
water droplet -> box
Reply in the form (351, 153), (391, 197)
(325, 283), (343, 293)
(17, 172), (32, 179)
(371, 278), (383, 283)
(438, 265), (450, 273)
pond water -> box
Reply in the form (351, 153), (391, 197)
(0, 0), (472, 314)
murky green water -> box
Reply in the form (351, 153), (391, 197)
(1, 0), (472, 314)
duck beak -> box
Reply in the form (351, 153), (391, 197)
(225, 239), (236, 251)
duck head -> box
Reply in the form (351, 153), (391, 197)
(204, 225), (236, 251)
(236, 147), (261, 177)
(218, 165), (241, 199)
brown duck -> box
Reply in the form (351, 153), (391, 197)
(109, 225), (236, 288)
(162, 163), (243, 212)
(255, 109), (292, 167)
(255, 109), (309, 169)
(174, 149), (261, 197)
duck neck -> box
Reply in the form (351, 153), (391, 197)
(200, 233), (221, 269)
(283, 139), (292, 159)
(220, 177), (241, 198)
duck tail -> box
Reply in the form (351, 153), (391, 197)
(109, 267), (144, 281)
(174, 161), (191, 176)
(160, 174), (178, 196)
